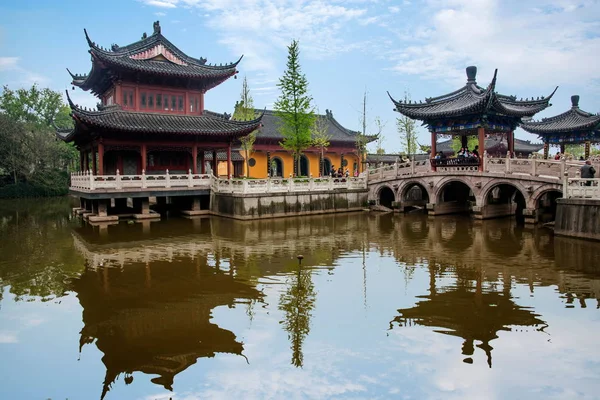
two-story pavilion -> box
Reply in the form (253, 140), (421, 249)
(57, 21), (262, 178)
(388, 66), (556, 170)
(246, 109), (377, 178)
(521, 95), (600, 159)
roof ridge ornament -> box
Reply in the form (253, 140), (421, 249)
(571, 95), (580, 108)
(466, 66), (477, 83)
(153, 21), (161, 35)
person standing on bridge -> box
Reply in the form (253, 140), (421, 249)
(581, 160), (596, 186)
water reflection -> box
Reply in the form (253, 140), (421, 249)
(390, 264), (547, 368)
(2, 201), (600, 399)
(71, 256), (262, 399)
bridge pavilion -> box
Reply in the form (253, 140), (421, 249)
(57, 21), (262, 178)
(521, 95), (600, 159)
(388, 66), (556, 171)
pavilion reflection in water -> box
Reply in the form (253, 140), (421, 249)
(72, 249), (262, 399)
(70, 214), (365, 399)
(68, 213), (600, 398)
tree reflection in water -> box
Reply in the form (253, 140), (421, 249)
(278, 263), (316, 367)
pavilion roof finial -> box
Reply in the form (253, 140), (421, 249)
(571, 95), (580, 108)
(466, 66), (477, 83)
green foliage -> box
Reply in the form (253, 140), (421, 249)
(0, 85), (77, 196)
(233, 76), (258, 177)
(565, 144), (584, 158)
(311, 111), (331, 176)
(374, 116), (386, 155)
(419, 144), (432, 153)
(396, 92), (418, 156)
(274, 40), (315, 176)
(278, 266), (316, 367)
(450, 136), (480, 154)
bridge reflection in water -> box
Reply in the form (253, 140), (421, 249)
(69, 214), (600, 398)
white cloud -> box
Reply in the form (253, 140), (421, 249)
(0, 57), (48, 87)
(141, 0), (178, 8)
(387, 0), (600, 89)
(388, 6), (400, 13)
(0, 332), (18, 343)
(0, 57), (19, 70)
(139, 0), (371, 72)
(154, 11), (167, 16)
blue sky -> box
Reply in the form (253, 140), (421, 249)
(1, 0), (599, 153)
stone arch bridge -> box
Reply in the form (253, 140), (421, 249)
(366, 157), (595, 223)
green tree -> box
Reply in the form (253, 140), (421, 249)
(451, 136), (479, 155)
(233, 76), (257, 177)
(274, 40), (315, 177)
(565, 144), (584, 159)
(356, 89), (371, 171)
(0, 85), (77, 196)
(311, 110), (331, 176)
(374, 116), (386, 155)
(397, 92), (418, 157)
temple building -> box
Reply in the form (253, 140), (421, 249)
(57, 21), (262, 178)
(244, 109), (376, 178)
(521, 95), (600, 159)
(388, 66), (556, 170)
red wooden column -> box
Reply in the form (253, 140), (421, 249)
(227, 142), (232, 178)
(192, 144), (198, 174)
(80, 151), (85, 172)
(141, 143), (147, 173)
(98, 141), (104, 176)
(478, 127), (485, 172)
(200, 150), (206, 174)
(430, 131), (437, 172)
(507, 131), (514, 156)
(560, 144), (566, 154)
(92, 148), (97, 175)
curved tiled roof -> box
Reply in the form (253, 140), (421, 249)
(521, 95), (600, 134)
(255, 109), (377, 144)
(69, 21), (240, 92)
(389, 66), (555, 121)
(56, 91), (262, 142)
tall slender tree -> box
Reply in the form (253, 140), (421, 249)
(274, 40), (315, 177)
(311, 110), (331, 176)
(397, 92), (418, 157)
(233, 76), (257, 177)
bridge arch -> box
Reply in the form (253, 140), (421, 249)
(377, 185), (396, 208)
(398, 179), (431, 203)
(434, 177), (476, 204)
(479, 181), (528, 220)
(532, 187), (563, 223)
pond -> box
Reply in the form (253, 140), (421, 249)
(0, 198), (599, 399)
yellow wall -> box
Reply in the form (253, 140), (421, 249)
(240, 150), (360, 178)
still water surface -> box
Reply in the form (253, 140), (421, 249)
(1, 198), (599, 400)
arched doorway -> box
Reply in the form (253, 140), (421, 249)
(379, 186), (395, 209)
(271, 157), (283, 177)
(300, 155), (309, 177)
(323, 158), (332, 176)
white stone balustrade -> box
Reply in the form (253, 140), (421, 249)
(563, 178), (600, 199)
(364, 155), (600, 199)
(70, 170), (367, 194)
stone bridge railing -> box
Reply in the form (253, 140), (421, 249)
(366, 154), (600, 199)
(70, 170), (367, 194)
